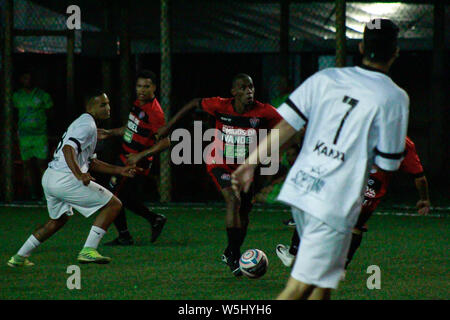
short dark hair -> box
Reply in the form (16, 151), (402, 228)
(231, 73), (252, 88)
(136, 69), (157, 86)
(83, 88), (105, 107)
(363, 19), (399, 63)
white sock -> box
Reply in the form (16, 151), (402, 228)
(17, 235), (41, 257)
(83, 226), (106, 249)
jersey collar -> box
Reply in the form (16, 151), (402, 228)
(359, 64), (390, 76)
(85, 112), (97, 123)
(231, 98), (256, 114)
(134, 97), (155, 108)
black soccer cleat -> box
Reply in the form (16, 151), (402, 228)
(151, 214), (167, 243)
(104, 236), (134, 246)
(221, 253), (243, 277)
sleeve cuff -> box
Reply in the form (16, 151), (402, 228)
(277, 103), (306, 131)
(374, 155), (402, 172)
(64, 138), (82, 154)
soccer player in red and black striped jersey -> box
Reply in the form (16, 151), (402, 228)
(97, 70), (170, 245)
(276, 136), (431, 275)
(158, 74), (282, 276)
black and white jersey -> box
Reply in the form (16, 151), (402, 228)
(48, 113), (97, 174)
(276, 66), (409, 233)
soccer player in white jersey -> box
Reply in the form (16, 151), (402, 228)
(7, 90), (138, 267)
(232, 19), (409, 299)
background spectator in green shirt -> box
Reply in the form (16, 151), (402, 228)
(13, 70), (53, 200)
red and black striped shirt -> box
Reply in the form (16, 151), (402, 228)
(120, 98), (166, 168)
(201, 97), (282, 170)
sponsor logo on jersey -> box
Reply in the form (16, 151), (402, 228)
(249, 117), (260, 128)
(364, 177), (381, 198)
(222, 125), (256, 136)
(365, 186), (376, 198)
(313, 140), (345, 162)
(291, 169), (325, 194)
(127, 114), (140, 133)
(221, 173), (231, 181)
(139, 111), (146, 119)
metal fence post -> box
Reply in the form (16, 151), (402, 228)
(66, 30), (75, 117)
(280, 0), (290, 80)
(160, 0), (172, 203)
(429, 0), (445, 179)
(335, 0), (346, 67)
(119, 2), (132, 124)
(2, 0), (14, 202)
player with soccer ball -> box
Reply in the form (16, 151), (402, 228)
(157, 73), (282, 277)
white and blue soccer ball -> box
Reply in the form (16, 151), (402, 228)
(239, 249), (269, 279)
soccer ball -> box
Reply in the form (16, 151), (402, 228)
(239, 249), (269, 279)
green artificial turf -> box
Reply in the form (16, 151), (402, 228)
(0, 205), (448, 300)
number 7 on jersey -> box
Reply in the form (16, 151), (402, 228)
(333, 95), (359, 144)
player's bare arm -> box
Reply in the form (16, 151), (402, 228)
(126, 137), (171, 166)
(157, 98), (201, 138)
(97, 126), (126, 140)
(89, 158), (138, 178)
(415, 176), (430, 215)
(62, 145), (95, 186)
(280, 127), (305, 154)
(232, 119), (297, 196)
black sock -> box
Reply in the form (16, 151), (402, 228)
(238, 192), (252, 249)
(127, 202), (158, 224)
(113, 209), (132, 238)
(238, 219), (249, 247)
(225, 227), (242, 261)
(289, 230), (300, 256)
(238, 226), (248, 248)
(345, 232), (363, 269)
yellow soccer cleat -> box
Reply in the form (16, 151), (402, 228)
(7, 254), (34, 268)
(77, 247), (111, 264)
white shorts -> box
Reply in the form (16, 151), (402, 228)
(42, 168), (113, 220)
(290, 207), (352, 289)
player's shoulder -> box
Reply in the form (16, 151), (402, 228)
(148, 98), (164, 114)
(72, 113), (96, 131)
(252, 101), (281, 120)
(396, 87), (409, 106)
(201, 97), (233, 111)
(254, 100), (276, 112)
(292, 67), (338, 92)
(377, 86), (409, 118)
(312, 67), (352, 80)
(204, 96), (232, 104)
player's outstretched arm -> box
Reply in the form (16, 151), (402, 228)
(89, 159), (138, 178)
(157, 98), (201, 138)
(126, 137), (171, 165)
(415, 176), (430, 215)
(62, 145), (95, 186)
(232, 119), (298, 197)
(97, 126), (126, 140)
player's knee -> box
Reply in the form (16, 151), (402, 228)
(227, 192), (240, 207)
(108, 196), (122, 212)
(47, 215), (69, 231)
